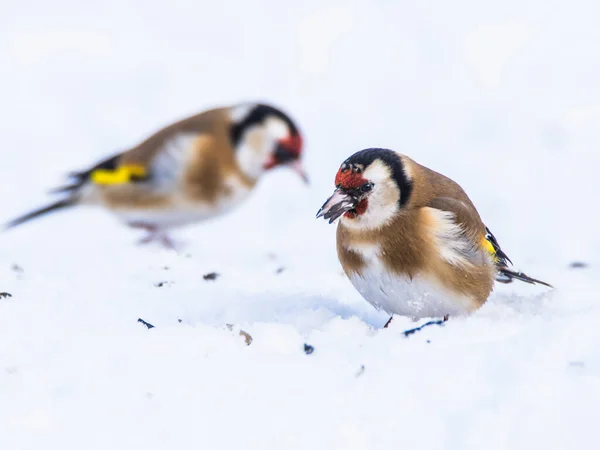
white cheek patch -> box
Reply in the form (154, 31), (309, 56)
(363, 160), (391, 183)
(397, 154), (413, 181)
(236, 125), (271, 179)
(230, 111), (292, 180)
(366, 183), (398, 215)
(342, 160), (400, 230)
(264, 116), (289, 140)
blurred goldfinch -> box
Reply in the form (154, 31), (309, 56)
(6, 103), (307, 247)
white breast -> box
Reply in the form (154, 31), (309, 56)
(346, 245), (476, 319)
(113, 175), (252, 229)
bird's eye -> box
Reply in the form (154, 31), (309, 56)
(361, 183), (373, 193)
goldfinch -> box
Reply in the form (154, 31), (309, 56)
(317, 148), (551, 322)
(5, 103), (307, 247)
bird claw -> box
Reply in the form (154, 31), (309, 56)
(402, 315), (449, 337)
(138, 234), (178, 251)
(0, 292), (12, 298)
(133, 224), (179, 251)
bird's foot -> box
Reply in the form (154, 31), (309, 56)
(156, 233), (178, 251)
(138, 233), (179, 251)
(133, 224), (179, 251)
(402, 314), (449, 337)
(0, 292), (12, 298)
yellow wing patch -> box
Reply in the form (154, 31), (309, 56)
(90, 164), (147, 185)
(481, 236), (498, 262)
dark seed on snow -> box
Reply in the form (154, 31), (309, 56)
(138, 318), (155, 329)
(569, 261), (589, 269)
(303, 344), (314, 355)
(203, 272), (219, 281)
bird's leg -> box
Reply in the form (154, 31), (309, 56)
(141, 231), (178, 251)
(158, 232), (178, 251)
(131, 223), (176, 250)
(402, 315), (449, 337)
(383, 316), (394, 328)
(136, 224), (160, 245)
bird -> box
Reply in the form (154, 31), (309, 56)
(5, 102), (307, 248)
(316, 148), (552, 324)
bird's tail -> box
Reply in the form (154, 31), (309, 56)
(496, 266), (553, 288)
(3, 153), (126, 231)
(484, 226), (553, 289)
(4, 197), (78, 230)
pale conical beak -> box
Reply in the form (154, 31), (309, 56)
(289, 160), (309, 184)
(316, 189), (358, 224)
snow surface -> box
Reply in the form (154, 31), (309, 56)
(1, 1), (600, 449)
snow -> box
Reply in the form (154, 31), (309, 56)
(1, 1), (600, 448)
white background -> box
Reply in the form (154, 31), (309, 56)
(1, 1), (599, 449)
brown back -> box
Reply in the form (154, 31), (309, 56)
(120, 107), (231, 166)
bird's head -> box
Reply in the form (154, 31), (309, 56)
(317, 148), (413, 229)
(229, 103), (307, 183)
